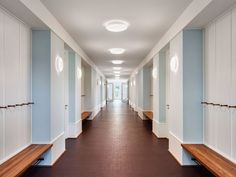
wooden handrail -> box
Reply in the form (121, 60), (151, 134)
(221, 104), (229, 108)
(7, 104), (16, 108)
(201, 102), (236, 109)
(1, 102), (34, 109)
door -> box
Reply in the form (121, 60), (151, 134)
(165, 50), (170, 139)
(64, 51), (69, 139)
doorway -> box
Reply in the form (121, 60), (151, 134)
(107, 83), (113, 101)
(121, 83), (128, 101)
(114, 82), (121, 100)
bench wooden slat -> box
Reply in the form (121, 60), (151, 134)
(82, 112), (92, 120)
(182, 144), (236, 177)
(143, 111), (153, 120)
(0, 144), (52, 177)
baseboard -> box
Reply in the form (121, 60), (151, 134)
(38, 132), (65, 166)
(168, 132), (196, 166)
(152, 119), (168, 138)
(102, 100), (106, 107)
(68, 119), (82, 138)
(137, 107), (144, 120)
(168, 131), (183, 165)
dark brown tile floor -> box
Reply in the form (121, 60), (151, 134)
(26, 101), (214, 177)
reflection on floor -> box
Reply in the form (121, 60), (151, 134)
(27, 101), (213, 177)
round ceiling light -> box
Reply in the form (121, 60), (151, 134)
(113, 67), (122, 70)
(104, 20), (129, 32)
(112, 60), (124, 64)
(109, 48), (125, 55)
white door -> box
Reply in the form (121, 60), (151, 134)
(165, 50), (170, 139)
(64, 51), (69, 139)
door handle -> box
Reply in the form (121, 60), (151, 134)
(65, 105), (68, 109)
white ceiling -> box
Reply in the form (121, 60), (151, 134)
(0, 0), (46, 28)
(41, 0), (193, 79)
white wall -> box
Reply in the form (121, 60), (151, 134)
(152, 52), (169, 138)
(81, 64), (85, 113)
(68, 52), (82, 138)
(204, 6), (236, 163)
(0, 7), (31, 164)
(81, 65), (105, 119)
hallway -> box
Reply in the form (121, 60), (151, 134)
(28, 101), (212, 177)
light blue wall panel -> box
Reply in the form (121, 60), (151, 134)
(143, 67), (152, 110)
(69, 52), (76, 122)
(159, 52), (166, 123)
(32, 30), (51, 142)
(183, 29), (203, 142)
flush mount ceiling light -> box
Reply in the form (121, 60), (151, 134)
(111, 60), (124, 64)
(104, 20), (129, 32)
(113, 67), (122, 70)
(115, 75), (120, 77)
(114, 71), (120, 74)
(109, 48), (125, 55)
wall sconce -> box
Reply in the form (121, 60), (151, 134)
(170, 55), (179, 73)
(77, 67), (82, 79)
(97, 79), (102, 85)
(152, 68), (157, 79)
(55, 55), (64, 73)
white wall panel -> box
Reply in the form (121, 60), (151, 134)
(0, 8), (31, 163)
(204, 7), (236, 162)
(169, 32), (183, 140)
(19, 25), (31, 147)
(204, 23), (217, 148)
(0, 9), (4, 162)
(215, 12), (231, 157)
(51, 32), (65, 140)
(231, 7), (236, 162)
(4, 13), (21, 157)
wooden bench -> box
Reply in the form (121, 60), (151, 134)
(0, 144), (52, 177)
(81, 112), (92, 120)
(143, 111), (153, 120)
(182, 144), (236, 177)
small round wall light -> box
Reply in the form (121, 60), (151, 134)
(170, 55), (179, 73)
(152, 68), (157, 79)
(77, 67), (82, 79)
(55, 55), (64, 73)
